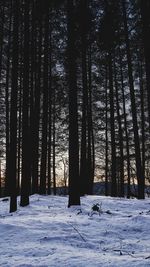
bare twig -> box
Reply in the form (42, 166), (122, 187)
(113, 249), (137, 258)
(145, 255), (150, 259)
(68, 222), (86, 242)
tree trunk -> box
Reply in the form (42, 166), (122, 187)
(47, 18), (52, 195)
(52, 91), (56, 195)
(138, 58), (145, 191)
(108, 52), (117, 197)
(119, 48), (131, 198)
(0, 5), (5, 81)
(140, 0), (150, 133)
(105, 67), (109, 196)
(5, 4), (12, 196)
(87, 43), (94, 194)
(20, 0), (30, 206)
(114, 62), (124, 197)
(122, 0), (144, 199)
(0, 159), (1, 197)
(9, 0), (19, 212)
(67, 0), (80, 207)
(31, 23), (42, 194)
(17, 76), (22, 195)
(80, 0), (89, 196)
(40, 11), (49, 195)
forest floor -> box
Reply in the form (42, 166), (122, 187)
(0, 194), (150, 267)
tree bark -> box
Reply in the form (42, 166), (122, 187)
(108, 52), (117, 197)
(20, 0), (31, 206)
(31, 23), (42, 194)
(114, 62), (124, 197)
(52, 91), (56, 195)
(68, 0), (80, 207)
(119, 48), (131, 198)
(122, 0), (144, 199)
(9, 0), (19, 212)
(140, 0), (150, 133)
(40, 10), (49, 195)
(80, 0), (89, 196)
(5, 4), (12, 196)
(105, 66), (109, 196)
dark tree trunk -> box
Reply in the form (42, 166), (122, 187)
(138, 59), (145, 190)
(119, 50), (131, 198)
(0, 159), (1, 197)
(140, 0), (150, 133)
(17, 11), (23, 195)
(52, 91), (56, 195)
(108, 52), (117, 197)
(20, 0), (30, 207)
(0, 5), (5, 198)
(29, 0), (36, 196)
(87, 44), (94, 194)
(67, 0), (80, 207)
(0, 5), (5, 81)
(105, 67), (109, 196)
(9, 0), (19, 212)
(32, 24), (42, 194)
(17, 76), (22, 195)
(47, 100), (52, 195)
(40, 11), (49, 195)
(47, 19), (52, 196)
(122, 0), (144, 199)
(5, 5), (12, 196)
(80, 0), (89, 196)
(114, 63), (124, 197)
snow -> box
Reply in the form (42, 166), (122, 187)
(0, 195), (150, 267)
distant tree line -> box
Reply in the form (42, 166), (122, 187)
(0, 0), (149, 212)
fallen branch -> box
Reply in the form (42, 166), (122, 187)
(145, 255), (150, 259)
(68, 222), (86, 242)
(113, 249), (136, 258)
(101, 246), (139, 259)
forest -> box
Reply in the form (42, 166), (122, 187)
(0, 0), (150, 213)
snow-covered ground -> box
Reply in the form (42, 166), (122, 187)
(0, 195), (150, 267)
